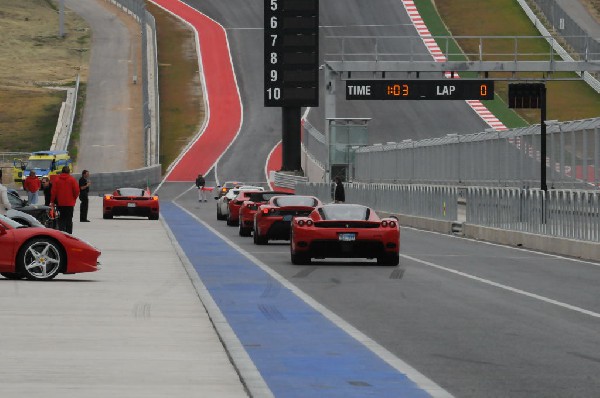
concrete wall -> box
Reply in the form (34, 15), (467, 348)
(73, 164), (162, 193)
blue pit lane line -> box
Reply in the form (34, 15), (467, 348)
(162, 202), (434, 398)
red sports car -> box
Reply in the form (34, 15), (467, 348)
(226, 189), (264, 226)
(253, 195), (321, 245)
(238, 191), (293, 236)
(290, 204), (400, 265)
(0, 214), (101, 281)
(103, 187), (160, 220)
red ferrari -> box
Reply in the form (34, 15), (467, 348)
(238, 191), (293, 236)
(226, 189), (264, 226)
(253, 195), (321, 245)
(290, 204), (400, 265)
(0, 214), (101, 281)
(103, 187), (159, 220)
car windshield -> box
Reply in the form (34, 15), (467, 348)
(224, 182), (243, 188)
(0, 214), (23, 228)
(27, 159), (53, 170)
(7, 192), (23, 207)
(320, 204), (369, 220)
(273, 196), (317, 207)
(117, 188), (146, 197)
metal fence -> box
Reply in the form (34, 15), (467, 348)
(296, 182), (458, 221)
(467, 187), (600, 242)
(531, 0), (600, 64)
(296, 182), (600, 243)
(351, 118), (600, 189)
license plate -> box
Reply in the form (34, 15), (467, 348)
(283, 215), (293, 221)
(127, 202), (136, 208)
(339, 233), (356, 241)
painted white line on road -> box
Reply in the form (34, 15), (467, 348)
(402, 225), (600, 269)
(174, 202), (455, 398)
(401, 253), (600, 319)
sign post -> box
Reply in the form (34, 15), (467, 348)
(508, 83), (547, 191)
(264, 0), (319, 172)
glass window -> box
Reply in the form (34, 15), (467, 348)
(0, 214), (23, 228)
(273, 196), (317, 207)
(26, 159), (53, 170)
(117, 188), (146, 197)
(321, 204), (368, 220)
(7, 192), (23, 207)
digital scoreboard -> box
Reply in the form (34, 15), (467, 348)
(346, 80), (494, 101)
(264, 0), (319, 107)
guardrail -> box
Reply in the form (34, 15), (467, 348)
(296, 182), (458, 221)
(272, 171), (308, 189)
(467, 187), (600, 242)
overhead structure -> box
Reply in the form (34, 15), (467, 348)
(321, 35), (600, 184)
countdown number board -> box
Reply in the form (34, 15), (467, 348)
(264, 0), (319, 107)
(346, 80), (494, 101)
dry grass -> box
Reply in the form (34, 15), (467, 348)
(147, 2), (204, 174)
(434, 0), (600, 123)
(0, 0), (90, 152)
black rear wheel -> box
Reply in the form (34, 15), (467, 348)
(253, 227), (268, 245)
(377, 253), (400, 266)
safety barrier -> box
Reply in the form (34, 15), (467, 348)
(296, 182), (458, 221)
(467, 187), (600, 242)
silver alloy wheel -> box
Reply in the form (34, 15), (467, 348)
(20, 239), (62, 280)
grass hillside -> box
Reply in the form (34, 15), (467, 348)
(415, 0), (600, 126)
(0, 0), (90, 152)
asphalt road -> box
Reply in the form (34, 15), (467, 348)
(156, 182), (600, 398)
(66, 0), (134, 173)
(158, 2), (600, 396)
(181, 0), (490, 185)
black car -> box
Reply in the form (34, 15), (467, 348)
(7, 190), (52, 227)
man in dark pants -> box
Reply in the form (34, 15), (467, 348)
(50, 166), (80, 234)
(79, 170), (91, 222)
(334, 176), (345, 203)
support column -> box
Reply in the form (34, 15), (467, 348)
(281, 107), (301, 171)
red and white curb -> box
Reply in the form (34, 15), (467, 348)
(401, 0), (507, 131)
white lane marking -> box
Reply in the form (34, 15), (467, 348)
(402, 225), (600, 269)
(160, 213), (274, 398)
(173, 202), (454, 398)
(400, 253), (600, 319)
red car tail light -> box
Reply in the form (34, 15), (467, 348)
(298, 220), (305, 226)
(262, 208), (269, 214)
(306, 220), (313, 226)
(389, 221), (397, 228)
(152, 196), (159, 201)
(104, 195), (113, 200)
(382, 220), (388, 227)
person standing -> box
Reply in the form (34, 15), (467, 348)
(41, 177), (53, 206)
(334, 176), (345, 204)
(0, 170), (12, 216)
(50, 166), (80, 234)
(23, 170), (41, 205)
(79, 170), (91, 222)
(195, 173), (207, 202)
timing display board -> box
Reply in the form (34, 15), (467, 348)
(264, 0), (319, 107)
(346, 80), (494, 101)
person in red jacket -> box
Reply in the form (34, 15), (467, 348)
(23, 171), (41, 205)
(50, 166), (80, 234)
